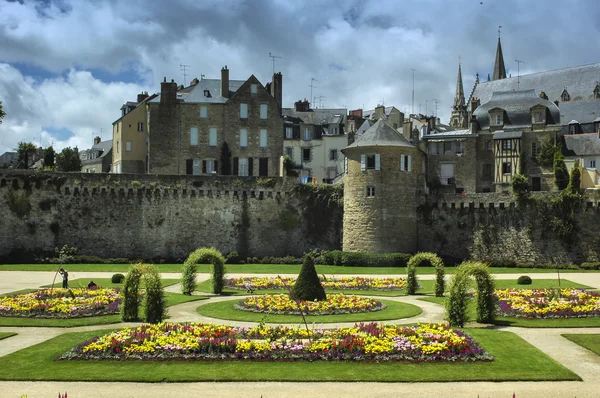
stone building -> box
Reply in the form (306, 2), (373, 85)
(80, 137), (113, 173)
(342, 119), (425, 253)
(282, 100), (347, 182)
(147, 67), (283, 177)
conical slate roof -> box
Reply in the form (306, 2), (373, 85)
(454, 62), (465, 109)
(493, 37), (507, 80)
(344, 119), (415, 150)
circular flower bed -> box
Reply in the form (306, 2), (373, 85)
(0, 288), (121, 319)
(234, 294), (384, 315)
(59, 322), (493, 362)
(225, 276), (407, 291)
(496, 288), (600, 319)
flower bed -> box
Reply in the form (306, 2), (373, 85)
(0, 288), (121, 319)
(496, 288), (600, 319)
(224, 276), (407, 291)
(59, 322), (493, 362)
(235, 294), (384, 315)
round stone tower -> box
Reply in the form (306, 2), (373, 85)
(341, 119), (424, 253)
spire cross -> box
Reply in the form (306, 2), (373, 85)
(458, 55), (461, 65)
(498, 25), (502, 39)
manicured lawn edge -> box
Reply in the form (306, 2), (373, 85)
(0, 332), (17, 340)
(40, 278), (180, 289)
(0, 328), (579, 382)
(196, 298), (422, 323)
(562, 334), (600, 356)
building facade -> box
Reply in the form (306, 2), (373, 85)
(80, 136), (113, 173)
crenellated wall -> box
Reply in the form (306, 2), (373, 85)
(0, 170), (342, 261)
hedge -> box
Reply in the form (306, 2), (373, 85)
(320, 251), (411, 267)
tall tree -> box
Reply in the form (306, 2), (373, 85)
(553, 151), (569, 191)
(17, 141), (37, 169)
(44, 146), (56, 168)
(0, 100), (5, 125)
(56, 147), (82, 172)
(220, 141), (232, 175)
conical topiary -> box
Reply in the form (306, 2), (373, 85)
(291, 255), (326, 301)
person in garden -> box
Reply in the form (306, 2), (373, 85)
(59, 268), (69, 288)
(87, 280), (97, 289)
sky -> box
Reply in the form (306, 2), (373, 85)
(1, 0), (600, 155)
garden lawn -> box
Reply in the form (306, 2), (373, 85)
(562, 334), (600, 356)
(419, 297), (600, 328)
(0, 332), (17, 340)
(40, 278), (180, 289)
(2, 263), (599, 275)
(196, 298), (422, 323)
(0, 328), (578, 382)
(0, 293), (207, 327)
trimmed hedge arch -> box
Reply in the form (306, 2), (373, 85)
(406, 252), (445, 296)
(121, 264), (166, 323)
(445, 261), (496, 327)
(182, 247), (226, 295)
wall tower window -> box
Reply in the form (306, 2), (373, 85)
(361, 154), (380, 171)
(400, 154), (412, 171)
(366, 186), (376, 197)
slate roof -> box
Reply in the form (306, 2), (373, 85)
(558, 100), (600, 125)
(363, 106), (395, 118)
(422, 129), (474, 139)
(148, 78), (247, 104)
(81, 140), (113, 164)
(344, 119), (415, 150)
(493, 130), (523, 140)
(473, 89), (560, 129)
(564, 134), (600, 156)
(282, 108), (347, 125)
(470, 62), (600, 111)
(354, 119), (374, 137)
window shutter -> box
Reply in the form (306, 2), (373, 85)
(375, 154), (381, 170)
(214, 160), (218, 174)
(400, 154), (405, 171)
(186, 159), (193, 175)
(293, 125), (300, 139)
(233, 157), (239, 176)
(360, 154), (366, 171)
(202, 160), (207, 174)
(248, 157), (254, 176)
(407, 155), (412, 172)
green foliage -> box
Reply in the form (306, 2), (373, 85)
(220, 141), (231, 176)
(131, 180), (143, 189)
(537, 136), (560, 168)
(512, 173), (529, 198)
(291, 255), (326, 301)
(6, 189), (31, 219)
(406, 252), (445, 297)
(225, 250), (242, 264)
(55, 244), (77, 264)
(17, 141), (37, 169)
(111, 273), (125, 283)
(181, 262), (197, 295)
(445, 261), (496, 327)
(580, 262), (600, 270)
(517, 275), (532, 285)
(320, 251), (411, 267)
(282, 155), (295, 175)
(184, 247), (226, 294)
(121, 265), (143, 321)
(56, 147), (82, 172)
(566, 161), (581, 194)
(211, 255), (226, 295)
(553, 151), (569, 190)
(43, 146), (55, 168)
(143, 265), (167, 324)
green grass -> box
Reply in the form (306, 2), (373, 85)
(493, 279), (590, 289)
(562, 334), (600, 356)
(196, 298), (422, 323)
(419, 296), (600, 328)
(0, 293), (207, 327)
(2, 263), (598, 275)
(0, 332), (17, 340)
(0, 328), (578, 382)
(40, 278), (180, 289)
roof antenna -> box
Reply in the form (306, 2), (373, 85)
(268, 52), (281, 75)
(180, 64), (191, 86)
(309, 78), (318, 106)
(515, 59), (525, 90)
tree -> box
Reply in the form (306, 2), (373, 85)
(537, 136), (560, 168)
(566, 161), (581, 194)
(43, 146), (56, 168)
(512, 173), (529, 198)
(0, 100), (5, 125)
(554, 151), (569, 190)
(220, 141), (232, 175)
(291, 255), (326, 301)
(17, 141), (37, 169)
(56, 147), (82, 172)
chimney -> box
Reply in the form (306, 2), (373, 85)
(350, 109), (363, 118)
(554, 100), (560, 108)
(160, 77), (177, 105)
(294, 99), (310, 112)
(190, 78), (199, 86)
(221, 66), (229, 98)
(137, 91), (149, 103)
(374, 105), (385, 120)
(539, 91), (548, 100)
(93, 136), (101, 145)
(470, 115), (478, 134)
(471, 97), (480, 111)
(428, 116), (436, 130)
(270, 72), (283, 114)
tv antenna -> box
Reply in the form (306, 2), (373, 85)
(309, 78), (318, 105)
(411, 68), (416, 114)
(268, 52), (281, 75)
(180, 64), (191, 86)
(515, 59), (525, 90)
(100, 128), (104, 140)
(318, 95), (325, 109)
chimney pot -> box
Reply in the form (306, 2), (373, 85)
(221, 66), (230, 98)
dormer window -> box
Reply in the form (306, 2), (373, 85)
(533, 111), (543, 123)
(203, 90), (211, 98)
(561, 87), (570, 102)
(569, 121), (580, 134)
(494, 114), (502, 126)
(594, 83), (600, 100)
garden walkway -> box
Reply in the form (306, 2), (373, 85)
(0, 270), (599, 397)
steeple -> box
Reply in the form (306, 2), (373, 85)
(493, 31), (507, 80)
(450, 57), (468, 128)
(453, 60), (466, 109)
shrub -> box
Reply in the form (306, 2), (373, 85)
(291, 255), (326, 301)
(181, 262), (197, 295)
(580, 262), (600, 270)
(121, 265), (143, 322)
(517, 275), (532, 285)
(225, 250), (242, 264)
(321, 250), (343, 266)
(407, 252), (445, 297)
(446, 261), (495, 327)
(512, 173), (529, 198)
(111, 273), (125, 283)
(319, 251), (411, 267)
(554, 151), (569, 190)
(566, 161), (581, 194)
(143, 265), (167, 324)
(183, 248), (226, 294)
(488, 259), (517, 268)
(211, 255), (226, 294)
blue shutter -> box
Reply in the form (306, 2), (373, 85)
(375, 154), (381, 171)
(360, 154), (366, 171)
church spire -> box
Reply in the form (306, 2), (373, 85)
(453, 58), (466, 109)
(493, 28), (507, 80)
(450, 57), (468, 128)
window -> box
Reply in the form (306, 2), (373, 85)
(502, 140), (512, 150)
(259, 129), (268, 148)
(126, 141), (132, 152)
(366, 186), (376, 197)
(440, 163), (455, 185)
(533, 111), (544, 123)
(361, 154), (380, 171)
(455, 142), (464, 154)
(240, 103), (248, 119)
(285, 127), (293, 139)
(303, 127), (311, 141)
(200, 106), (208, 118)
(137, 122), (143, 132)
(260, 104), (268, 120)
(329, 149), (338, 161)
(116, 141), (119, 153)
(482, 164), (493, 181)
(531, 142), (540, 157)
(302, 148), (311, 162)
(443, 142), (452, 153)
(209, 128), (217, 146)
(285, 147), (293, 158)
(429, 142), (441, 155)
(502, 162), (512, 174)
(493, 114), (503, 126)
(190, 127), (199, 146)
(400, 154), (412, 171)
(590, 160), (597, 168)
(251, 84), (258, 94)
(240, 129), (248, 148)
(205, 160), (215, 174)
(485, 140), (493, 151)
(238, 158), (249, 176)
(193, 159), (200, 176)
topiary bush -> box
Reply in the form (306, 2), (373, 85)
(291, 255), (326, 301)
(212, 255), (226, 294)
(121, 265), (143, 322)
(143, 265), (167, 324)
(406, 252), (445, 296)
(183, 247), (226, 294)
(111, 273), (125, 283)
(517, 275), (532, 285)
(181, 262), (197, 295)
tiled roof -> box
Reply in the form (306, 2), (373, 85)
(344, 119), (415, 150)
